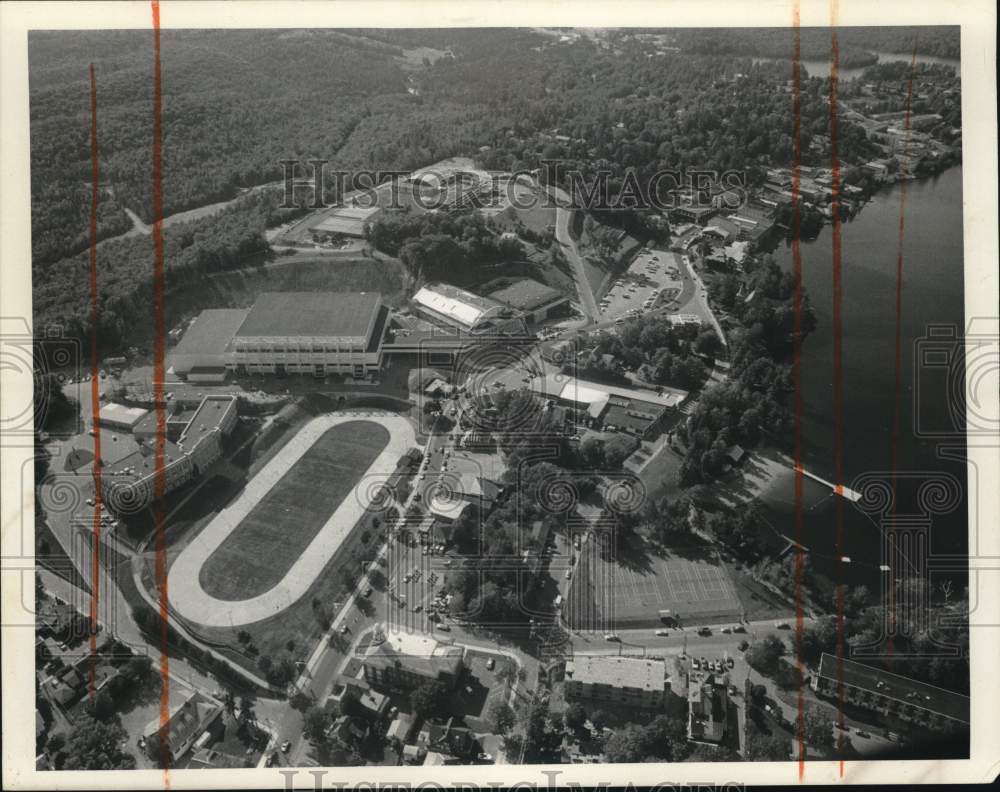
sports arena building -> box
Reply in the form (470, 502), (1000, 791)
(411, 282), (527, 336)
(171, 292), (391, 380)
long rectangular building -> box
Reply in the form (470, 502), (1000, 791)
(564, 655), (666, 710)
(170, 292), (391, 380)
(811, 653), (969, 731)
(412, 282), (526, 336)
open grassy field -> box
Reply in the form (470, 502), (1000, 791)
(198, 420), (390, 600)
(566, 535), (743, 630)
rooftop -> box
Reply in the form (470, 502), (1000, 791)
(363, 629), (464, 681)
(143, 690), (222, 748)
(565, 654), (666, 692)
(484, 278), (566, 312)
(816, 653), (970, 724)
(178, 395), (237, 448)
(171, 309), (250, 358)
(530, 373), (686, 411)
(98, 402), (150, 428)
(412, 283), (517, 331)
(235, 292), (381, 339)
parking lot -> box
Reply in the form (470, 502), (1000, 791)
(598, 248), (684, 324)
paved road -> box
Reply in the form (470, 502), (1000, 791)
(549, 187), (601, 322)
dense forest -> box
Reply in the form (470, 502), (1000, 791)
(30, 27), (959, 348)
(677, 26), (960, 62)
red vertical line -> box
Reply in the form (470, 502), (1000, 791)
(828, 9), (847, 778)
(87, 63), (102, 700)
(789, 3), (807, 780)
(150, 0), (171, 780)
(887, 44), (918, 662)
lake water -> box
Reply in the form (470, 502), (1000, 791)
(753, 52), (960, 82)
(764, 166), (967, 587)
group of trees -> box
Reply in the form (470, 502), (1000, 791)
(676, 259), (815, 484)
(367, 209), (523, 283)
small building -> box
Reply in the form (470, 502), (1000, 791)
(142, 690), (223, 765)
(724, 444), (746, 467)
(669, 205), (718, 227)
(386, 712), (418, 745)
(688, 672), (729, 744)
(564, 655), (667, 710)
(362, 628), (464, 690)
(97, 403), (150, 432)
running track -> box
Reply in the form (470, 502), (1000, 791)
(167, 412), (416, 627)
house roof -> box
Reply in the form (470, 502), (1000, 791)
(816, 653), (970, 724)
(235, 292), (381, 339)
(143, 691), (222, 749)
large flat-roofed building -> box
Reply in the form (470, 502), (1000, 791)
(233, 292), (389, 378)
(529, 373), (686, 439)
(811, 653), (970, 731)
(170, 292), (391, 380)
(170, 309), (250, 380)
(482, 278), (569, 324)
(100, 394), (237, 512)
(362, 628), (465, 690)
(412, 282), (527, 336)
(311, 204), (382, 238)
(564, 655), (666, 710)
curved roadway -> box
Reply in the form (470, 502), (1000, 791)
(168, 412), (416, 627)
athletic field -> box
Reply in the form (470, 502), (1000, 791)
(198, 420), (389, 600)
(566, 537), (743, 630)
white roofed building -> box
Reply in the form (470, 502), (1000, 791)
(412, 283), (526, 336)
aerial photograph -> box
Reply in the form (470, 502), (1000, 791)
(23, 23), (973, 774)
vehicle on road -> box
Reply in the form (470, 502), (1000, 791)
(565, 569), (572, 579)
(855, 730), (871, 739)
(733, 625), (747, 633)
(721, 626), (732, 634)
(435, 623), (451, 632)
(775, 621), (791, 630)
(604, 634), (620, 642)
(655, 629), (670, 636)
(698, 627), (712, 636)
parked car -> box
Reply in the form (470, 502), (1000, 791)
(604, 634), (620, 642)
(655, 629), (670, 636)
(280, 741), (292, 753)
(486, 658), (495, 671)
(721, 626), (732, 634)
(775, 621), (791, 630)
(698, 627), (712, 636)
(565, 569), (572, 579)
(435, 623), (451, 632)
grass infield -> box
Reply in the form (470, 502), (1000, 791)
(198, 420), (389, 600)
